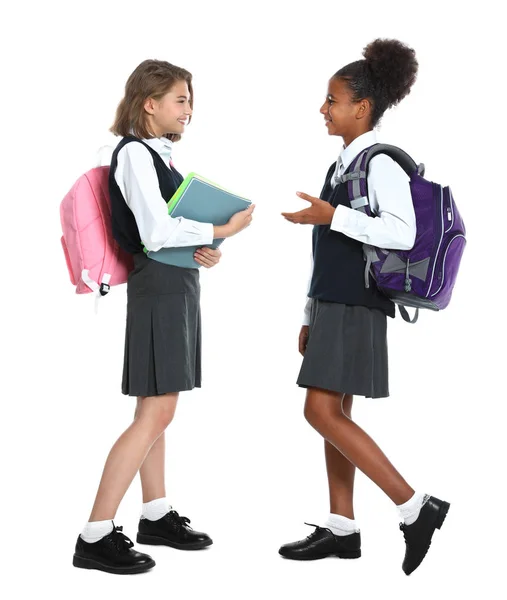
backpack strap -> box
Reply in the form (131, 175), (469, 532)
(360, 143), (422, 177)
(398, 306), (419, 324)
(97, 167), (119, 297)
(338, 143), (424, 214)
(81, 167), (119, 305)
(334, 148), (371, 214)
(336, 143), (424, 301)
(99, 242), (120, 296)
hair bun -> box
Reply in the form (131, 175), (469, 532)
(363, 38), (418, 108)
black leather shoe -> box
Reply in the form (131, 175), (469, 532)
(400, 495), (450, 575)
(136, 509), (212, 550)
(73, 524), (155, 574)
(279, 523), (361, 560)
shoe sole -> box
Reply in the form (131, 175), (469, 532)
(279, 550), (361, 561)
(136, 533), (213, 550)
(72, 554), (156, 575)
(403, 500), (451, 576)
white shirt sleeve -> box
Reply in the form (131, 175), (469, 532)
(302, 253), (314, 326)
(114, 142), (214, 251)
(330, 154), (416, 250)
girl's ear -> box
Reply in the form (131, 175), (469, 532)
(356, 98), (372, 121)
(144, 97), (156, 115)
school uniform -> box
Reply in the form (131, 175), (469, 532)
(109, 134), (213, 397)
(296, 130), (416, 399)
(281, 129), (451, 571)
(73, 135), (214, 575)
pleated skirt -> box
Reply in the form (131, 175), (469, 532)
(122, 253), (201, 397)
(296, 299), (389, 399)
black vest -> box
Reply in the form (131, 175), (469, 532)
(108, 136), (184, 254)
(309, 163), (395, 318)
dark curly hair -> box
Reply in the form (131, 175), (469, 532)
(335, 38), (418, 128)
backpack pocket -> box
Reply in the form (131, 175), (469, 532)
(430, 234), (466, 308)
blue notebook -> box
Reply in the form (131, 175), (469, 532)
(146, 172), (252, 269)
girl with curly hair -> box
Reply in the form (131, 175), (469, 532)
(280, 38), (450, 576)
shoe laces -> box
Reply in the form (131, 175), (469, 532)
(164, 510), (192, 531)
(303, 522), (334, 541)
(399, 521), (432, 560)
(107, 525), (134, 554)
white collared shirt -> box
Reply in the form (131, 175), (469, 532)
(302, 130), (416, 325)
(114, 135), (214, 251)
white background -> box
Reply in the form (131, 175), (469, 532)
(1, 0), (505, 598)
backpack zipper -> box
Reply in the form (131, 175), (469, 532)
(430, 234), (466, 297)
(426, 185), (444, 296)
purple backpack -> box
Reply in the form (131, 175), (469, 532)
(339, 144), (466, 323)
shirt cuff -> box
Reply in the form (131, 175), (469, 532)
(302, 298), (312, 326)
(199, 222), (214, 245)
(330, 204), (353, 233)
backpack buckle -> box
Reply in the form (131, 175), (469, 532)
(99, 282), (111, 296)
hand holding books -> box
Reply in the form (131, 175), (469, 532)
(214, 203), (256, 239)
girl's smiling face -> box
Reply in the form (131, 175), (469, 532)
(144, 80), (193, 138)
(320, 77), (371, 145)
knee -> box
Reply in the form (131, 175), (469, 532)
(153, 404), (175, 432)
(304, 391), (348, 433)
(304, 395), (331, 432)
(136, 395), (177, 436)
(147, 404), (176, 436)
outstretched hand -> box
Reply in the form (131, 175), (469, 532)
(282, 192), (335, 225)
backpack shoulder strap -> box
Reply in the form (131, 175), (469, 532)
(121, 136), (173, 175)
(361, 144), (422, 177)
(338, 143), (424, 215)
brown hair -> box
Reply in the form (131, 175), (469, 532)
(110, 59), (194, 142)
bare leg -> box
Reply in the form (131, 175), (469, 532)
(325, 393), (356, 518)
(134, 396), (176, 503)
(305, 387), (414, 505)
(88, 393), (178, 521)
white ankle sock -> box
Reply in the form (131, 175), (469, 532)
(324, 513), (360, 536)
(397, 492), (429, 525)
(141, 497), (172, 521)
(80, 519), (114, 543)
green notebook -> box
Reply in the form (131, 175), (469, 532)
(145, 172), (252, 269)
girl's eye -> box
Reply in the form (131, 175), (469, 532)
(328, 99), (334, 105)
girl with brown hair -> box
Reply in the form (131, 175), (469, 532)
(72, 59), (254, 575)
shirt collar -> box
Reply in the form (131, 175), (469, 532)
(339, 130), (377, 173)
(128, 129), (174, 160)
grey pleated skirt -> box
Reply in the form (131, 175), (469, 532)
(296, 300), (389, 399)
(122, 253), (201, 397)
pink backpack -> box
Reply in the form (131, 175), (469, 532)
(60, 165), (134, 296)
